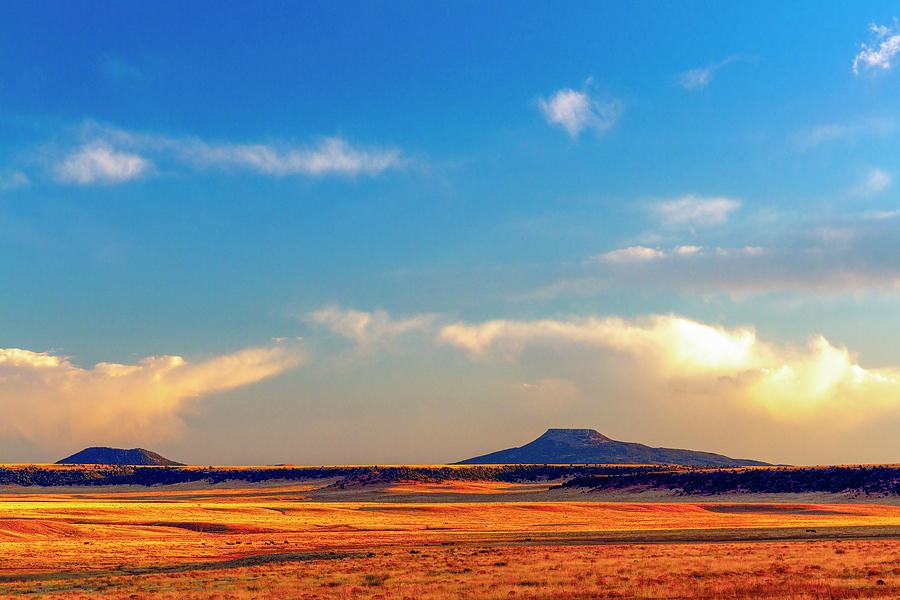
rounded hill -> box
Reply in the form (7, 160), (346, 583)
(55, 447), (183, 466)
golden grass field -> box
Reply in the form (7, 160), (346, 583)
(0, 476), (898, 598)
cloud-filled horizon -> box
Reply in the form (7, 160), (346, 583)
(0, 344), (304, 455)
(7, 307), (900, 465)
(1, 4), (899, 465)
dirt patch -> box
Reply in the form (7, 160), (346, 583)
(356, 506), (446, 512)
(142, 521), (276, 534)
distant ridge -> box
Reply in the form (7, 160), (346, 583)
(455, 428), (769, 467)
(56, 447), (183, 466)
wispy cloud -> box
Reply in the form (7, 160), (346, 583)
(102, 56), (143, 82)
(596, 245), (702, 263)
(0, 344), (304, 451)
(538, 84), (622, 138)
(865, 208), (900, 220)
(48, 123), (407, 185)
(177, 137), (404, 176)
(852, 167), (892, 197)
(853, 19), (900, 74)
(55, 143), (152, 184)
(678, 56), (739, 90)
(597, 246), (666, 263)
(438, 314), (900, 423)
(308, 305), (436, 346)
(534, 212), (900, 299)
(651, 194), (741, 226)
(794, 117), (899, 150)
(0, 171), (30, 191)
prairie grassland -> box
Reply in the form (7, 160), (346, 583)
(0, 481), (898, 598)
(1, 539), (898, 599)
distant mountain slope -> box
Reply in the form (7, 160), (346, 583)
(56, 447), (183, 466)
(456, 428), (769, 467)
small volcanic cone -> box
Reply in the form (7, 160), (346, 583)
(56, 447), (183, 466)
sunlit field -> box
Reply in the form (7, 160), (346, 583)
(1, 476), (899, 598)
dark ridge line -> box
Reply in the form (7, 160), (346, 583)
(475, 524), (900, 546)
(0, 464), (897, 495)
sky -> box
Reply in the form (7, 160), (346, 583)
(2, 2), (900, 465)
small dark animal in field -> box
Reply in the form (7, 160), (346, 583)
(805, 529), (816, 533)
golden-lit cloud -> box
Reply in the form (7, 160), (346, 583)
(439, 314), (900, 422)
(0, 344), (304, 451)
(309, 305), (436, 346)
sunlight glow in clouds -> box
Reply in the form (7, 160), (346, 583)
(597, 245), (702, 263)
(309, 305), (436, 346)
(0, 345), (303, 450)
(538, 87), (622, 137)
(853, 20), (900, 74)
(56, 144), (151, 184)
(439, 314), (900, 421)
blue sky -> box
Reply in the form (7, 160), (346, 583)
(2, 2), (900, 464)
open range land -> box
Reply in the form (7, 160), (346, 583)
(0, 464), (899, 599)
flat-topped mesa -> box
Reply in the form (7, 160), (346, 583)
(539, 428), (612, 446)
(455, 427), (770, 466)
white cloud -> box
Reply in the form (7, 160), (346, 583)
(538, 87), (622, 137)
(865, 209), (900, 220)
(309, 305), (436, 346)
(0, 171), (30, 190)
(51, 123), (407, 184)
(853, 167), (892, 196)
(438, 314), (900, 422)
(530, 220), (900, 298)
(597, 246), (666, 263)
(534, 211), (900, 298)
(55, 144), (151, 184)
(0, 344), (304, 451)
(853, 20), (900, 74)
(678, 57), (738, 90)
(652, 194), (740, 226)
(596, 245), (703, 263)
(714, 245), (765, 257)
(177, 136), (404, 177)
(673, 245), (703, 256)
(796, 118), (898, 149)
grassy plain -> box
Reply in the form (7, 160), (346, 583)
(0, 473), (898, 598)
